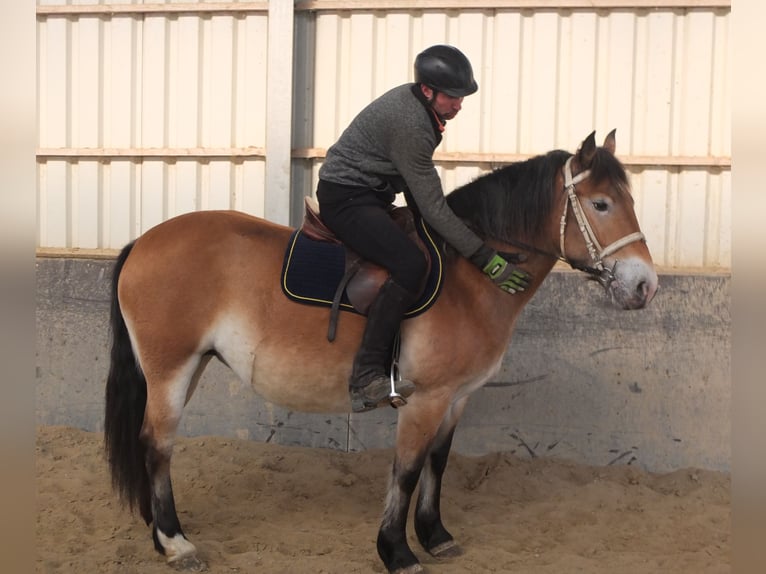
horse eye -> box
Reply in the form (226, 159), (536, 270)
(592, 199), (609, 212)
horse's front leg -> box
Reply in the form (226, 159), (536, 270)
(413, 396), (469, 558)
(377, 394), (452, 574)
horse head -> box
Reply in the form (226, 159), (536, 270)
(558, 130), (659, 309)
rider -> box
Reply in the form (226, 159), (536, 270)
(316, 44), (531, 412)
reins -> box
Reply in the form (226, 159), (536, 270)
(505, 156), (645, 289)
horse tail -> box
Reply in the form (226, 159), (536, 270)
(104, 241), (152, 523)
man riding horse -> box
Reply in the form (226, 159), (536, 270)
(316, 45), (531, 412)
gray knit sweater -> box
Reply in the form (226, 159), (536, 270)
(318, 83), (484, 260)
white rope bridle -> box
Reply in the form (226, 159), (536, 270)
(559, 157), (645, 286)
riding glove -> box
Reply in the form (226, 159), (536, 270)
(470, 245), (531, 294)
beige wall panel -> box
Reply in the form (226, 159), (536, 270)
(37, 3), (729, 269)
(37, 156), (268, 249)
(38, 161), (68, 247)
(710, 169), (731, 268)
(37, 6), (269, 250)
(168, 16), (202, 148)
(312, 16), (341, 147)
(102, 162), (136, 248)
(632, 11), (673, 155)
(38, 17), (68, 147)
(139, 162), (165, 232)
(631, 169), (672, 267)
(630, 168), (729, 268)
(311, 7), (729, 270)
(103, 18), (136, 148)
(486, 12), (523, 153)
(238, 16), (269, 148)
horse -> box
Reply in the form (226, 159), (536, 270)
(104, 130), (658, 573)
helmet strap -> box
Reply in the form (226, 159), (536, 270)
(428, 106), (446, 132)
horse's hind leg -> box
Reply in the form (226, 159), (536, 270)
(140, 355), (209, 570)
(414, 396), (469, 558)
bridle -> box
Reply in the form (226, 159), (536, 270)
(559, 156), (645, 288)
(505, 155), (646, 289)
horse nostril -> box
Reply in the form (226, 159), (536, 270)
(638, 278), (659, 305)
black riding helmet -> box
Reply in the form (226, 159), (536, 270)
(414, 45), (478, 97)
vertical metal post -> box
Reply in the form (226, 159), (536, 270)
(291, 9), (316, 227)
(264, 0), (294, 225)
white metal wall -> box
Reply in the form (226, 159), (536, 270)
(37, 2), (271, 249)
(37, 1), (731, 270)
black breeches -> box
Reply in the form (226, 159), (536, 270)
(317, 185), (427, 295)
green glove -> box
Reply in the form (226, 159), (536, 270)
(481, 252), (531, 294)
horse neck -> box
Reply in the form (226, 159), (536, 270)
(443, 252), (558, 336)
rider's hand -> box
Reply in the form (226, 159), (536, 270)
(482, 253), (530, 294)
(470, 246), (531, 294)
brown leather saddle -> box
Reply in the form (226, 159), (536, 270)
(300, 197), (433, 341)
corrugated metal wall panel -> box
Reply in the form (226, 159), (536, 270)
(37, 2), (730, 269)
(314, 8), (731, 157)
(37, 5), (269, 249)
(310, 6), (730, 268)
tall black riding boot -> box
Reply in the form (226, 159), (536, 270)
(349, 278), (417, 413)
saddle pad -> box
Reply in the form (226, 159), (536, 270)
(280, 218), (444, 317)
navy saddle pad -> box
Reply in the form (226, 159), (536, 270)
(280, 218), (444, 318)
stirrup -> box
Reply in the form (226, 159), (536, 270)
(349, 376), (415, 413)
(349, 333), (416, 413)
(388, 345), (410, 409)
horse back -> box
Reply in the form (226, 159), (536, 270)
(117, 211), (290, 344)
(123, 210), (287, 286)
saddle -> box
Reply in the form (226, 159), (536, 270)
(288, 196), (437, 341)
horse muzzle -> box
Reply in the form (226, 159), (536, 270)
(600, 258), (659, 310)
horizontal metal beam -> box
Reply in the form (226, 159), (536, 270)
(36, 247), (120, 260)
(36, 2), (269, 16)
(294, 148), (731, 168)
(36, 147), (267, 160)
(295, 0), (731, 10)
(37, 147), (730, 169)
(36, 0), (730, 17)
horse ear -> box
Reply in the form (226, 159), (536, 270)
(577, 131), (598, 168)
(603, 129), (616, 155)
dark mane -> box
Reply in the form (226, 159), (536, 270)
(445, 147), (630, 244)
(446, 149), (570, 243)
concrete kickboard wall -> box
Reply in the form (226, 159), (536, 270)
(35, 257), (730, 473)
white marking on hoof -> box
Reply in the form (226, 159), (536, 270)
(392, 564), (424, 574)
(158, 531), (200, 567)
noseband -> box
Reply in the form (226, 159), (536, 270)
(559, 157), (645, 288)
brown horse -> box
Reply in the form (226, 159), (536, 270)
(104, 131), (658, 573)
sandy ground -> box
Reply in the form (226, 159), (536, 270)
(36, 425), (729, 573)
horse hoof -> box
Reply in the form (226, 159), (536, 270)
(429, 539), (462, 559)
(391, 564), (424, 574)
(169, 555), (208, 572)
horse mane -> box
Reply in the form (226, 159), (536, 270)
(445, 147), (630, 247)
